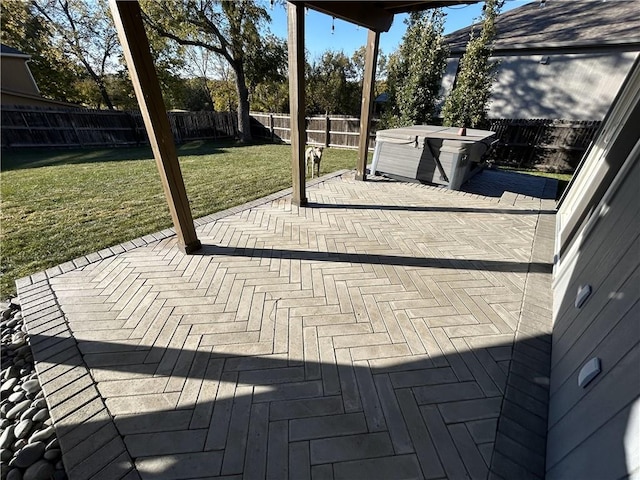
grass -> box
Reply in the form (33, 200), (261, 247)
(1, 140), (360, 297)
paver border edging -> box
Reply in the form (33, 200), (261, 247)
(489, 200), (556, 480)
(18, 279), (140, 479)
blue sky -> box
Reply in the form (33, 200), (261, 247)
(267, 1), (532, 60)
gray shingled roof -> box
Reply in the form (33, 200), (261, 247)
(1, 44), (29, 57)
(446, 0), (640, 52)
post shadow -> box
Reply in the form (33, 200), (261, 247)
(192, 244), (552, 275)
(305, 202), (556, 215)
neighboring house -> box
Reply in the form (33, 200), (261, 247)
(442, 0), (640, 120)
(0, 44), (79, 108)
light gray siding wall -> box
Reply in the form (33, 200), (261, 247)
(440, 51), (638, 120)
(490, 51), (638, 120)
(438, 58), (459, 111)
(547, 154), (639, 479)
(548, 58), (640, 479)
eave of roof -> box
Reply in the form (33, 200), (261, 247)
(0, 44), (30, 59)
(297, 1), (479, 32)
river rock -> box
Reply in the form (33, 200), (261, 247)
(6, 468), (23, 480)
(12, 439), (26, 450)
(14, 419), (33, 439)
(0, 448), (12, 461)
(43, 449), (60, 461)
(0, 426), (15, 449)
(20, 407), (38, 422)
(28, 427), (55, 444)
(31, 409), (48, 423)
(6, 400), (31, 420)
(0, 378), (18, 397)
(7, 392), (25, 404)
(30, 399), (46, 410)
(44, 439), (58, 451)
(23, 459), (55, 480)
(13, 442), (46, 469)
(21, 381), (40, 396)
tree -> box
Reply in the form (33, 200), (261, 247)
(307, 50), (359, 115)
(245, 34), (287, 95)
(385, 9), (449, 127)
(32, 0), (120, 110)
(1, 0), (83, 102)
(441, 0), (502, 129)
(141, 0), (275, 142)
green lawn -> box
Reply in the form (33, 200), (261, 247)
(1, 140), (360, 297)
(497, 166), (573, 182)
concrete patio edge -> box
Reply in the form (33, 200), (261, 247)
(489, 200), (556, 480)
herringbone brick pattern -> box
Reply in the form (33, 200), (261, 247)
(20, 172), (555, 480)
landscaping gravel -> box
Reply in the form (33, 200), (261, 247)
(1, 297), (67, 480)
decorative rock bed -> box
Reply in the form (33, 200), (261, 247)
(1, 298), (67, 480)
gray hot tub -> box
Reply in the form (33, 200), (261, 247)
(371, 125), (496, 190)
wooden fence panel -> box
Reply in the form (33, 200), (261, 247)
(488, 118), (601, 172)
(250, 112), (377, 151)
(1, 106), (236, 148)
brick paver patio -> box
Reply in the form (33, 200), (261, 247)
(17, 169), (557, 480)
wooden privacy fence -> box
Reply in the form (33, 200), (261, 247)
(250, 112), (378, 150)
(1, 106), (236, 148)
(488, 118), (601, 172)
(2, 106), (599, 172)
(251, 112), (600, 171)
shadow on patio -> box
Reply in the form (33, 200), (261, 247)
(27, 330), (581, 480)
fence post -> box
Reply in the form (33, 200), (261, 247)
(270, 114), (275, 141)
(325, 115), (330, 147)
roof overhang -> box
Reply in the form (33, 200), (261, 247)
(1, 52), (31, 60)
(298, 1), (478, 32)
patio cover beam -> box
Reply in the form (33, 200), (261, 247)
(288, 2), (307, 206)
(356, 29), (380, 181)
(300, 1), (394, 32)
(109, 0), (201, 253)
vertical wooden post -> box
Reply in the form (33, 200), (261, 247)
(325, 115), (330, 147)
(287, 2), (307, 206)
(356, 29), (380, 181)
(109, 0), (200, 253)
(269, 114), (275, 141)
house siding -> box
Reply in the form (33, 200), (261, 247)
(547, 156), (639, 478)
(441, 51), (638, 120)
(1, 55), (39, 95)
(548, 59), (640, 479)
(489, 51), (638, 120)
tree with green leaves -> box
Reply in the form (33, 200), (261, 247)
(32, 0), (120, 110)
(442, 0), (502, 129)
(307, 50), (359, 115)
(385, 8), (449, 127)
(141, 0), (280, 142)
